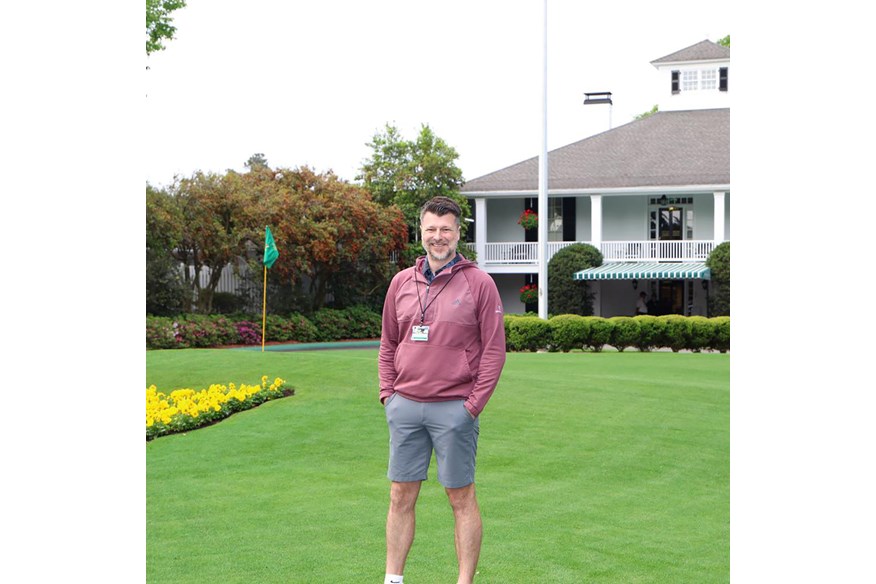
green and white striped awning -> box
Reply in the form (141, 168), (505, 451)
(573, 262), (711, 281)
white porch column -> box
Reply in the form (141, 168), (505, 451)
(475, 197), (487, 266)
(590, 194), (603, 249)
(713, 191), (726, 243)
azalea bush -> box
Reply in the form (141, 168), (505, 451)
(311, 305), (382, 341)
(519, 284), (538, 304)
(264, 313), (319, 343)
(517, 208), (538, 230)
(235, 320), (262, 345)
(146, 375), (291, 440)
(146, 306), (382, 349)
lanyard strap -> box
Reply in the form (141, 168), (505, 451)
(414, 268), (460, 325)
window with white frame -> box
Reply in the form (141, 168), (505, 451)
(682, 70), (698, 91)
(701, 69), (717, 90)
(676, 68), (720, 92)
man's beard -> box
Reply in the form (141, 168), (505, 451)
(423, 240), (456, 263)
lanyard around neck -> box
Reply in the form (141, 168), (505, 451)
(414, 267), (460, 325)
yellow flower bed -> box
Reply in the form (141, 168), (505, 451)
(147, 375), (288, 440)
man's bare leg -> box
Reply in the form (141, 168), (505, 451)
(446, 483), (482, 584)
(386, 481), (422, 576)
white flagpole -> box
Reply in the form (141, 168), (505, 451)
(537, 0), (549, 320)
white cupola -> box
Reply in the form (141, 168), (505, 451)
(650, 39), (730, 112)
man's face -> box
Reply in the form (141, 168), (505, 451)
(420, 211), (460, 265)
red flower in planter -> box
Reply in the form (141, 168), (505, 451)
(517, 209), (538, 230)
(519, 284), (538, 304)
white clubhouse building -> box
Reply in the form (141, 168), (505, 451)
(460, 39), (730, 317)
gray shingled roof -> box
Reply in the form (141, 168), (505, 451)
(461, 108), (729, 193)
(650, 39), (729, 64)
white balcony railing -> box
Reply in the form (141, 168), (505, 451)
(600, 240), (716, 262)
(467, 240), (717, 265)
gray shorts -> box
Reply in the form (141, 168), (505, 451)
(384, 393), (480, 488)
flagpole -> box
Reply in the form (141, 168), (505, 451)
(262, 225), (279, 351)
(537, 0), (549, 320)
(261, 265), (267, 352)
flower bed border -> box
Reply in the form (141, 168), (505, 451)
(147, 377), (294, 441)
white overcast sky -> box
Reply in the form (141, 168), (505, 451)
(5, 3), (876, 579)
(145, 0), (729, 187)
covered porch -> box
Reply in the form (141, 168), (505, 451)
(465, 239), (717, 272)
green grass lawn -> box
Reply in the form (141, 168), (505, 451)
(146, 348), (729, 583)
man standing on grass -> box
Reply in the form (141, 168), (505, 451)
(378, 196), (506, 584)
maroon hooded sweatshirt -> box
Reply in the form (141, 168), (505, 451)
(378, 255), (506, 418)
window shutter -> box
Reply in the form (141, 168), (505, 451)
(719, 67), (728, 91)
(562, 197), (576, 241)
(671, 70), (680, 94)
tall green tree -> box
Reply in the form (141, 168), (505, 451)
(146, 183), (188, 315)
(171, 171), (263, 313)
(358, 123), (469, 239)
(245, 153), (269, 170)
(146, 0), (187, 55)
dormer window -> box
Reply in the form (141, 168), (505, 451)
(673, 67), (727, 92)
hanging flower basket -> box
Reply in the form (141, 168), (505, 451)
(519, 284), (538, 304)
(517, 209), (538, 230)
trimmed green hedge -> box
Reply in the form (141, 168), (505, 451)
(147, 309), (730, 352)
(506, 314), (730, 353)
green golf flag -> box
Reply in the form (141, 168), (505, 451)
(263, 226), (279, 268)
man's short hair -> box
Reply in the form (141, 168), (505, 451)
(420, 196), (461, 225)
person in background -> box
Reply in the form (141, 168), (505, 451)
(636, 291), (648, 315)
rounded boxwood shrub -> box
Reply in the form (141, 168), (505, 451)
(548, 314), (589, 352)
(687, 316), (714, 352)
(503, 315), (519, 351)
(632, 315), (665, 352)
(583, 316), (612, 352)
(658, 315), (691, 352)
(710, 316), (730, 352)
(608, 316), (640, 352)
(507, 316), (552, 352)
